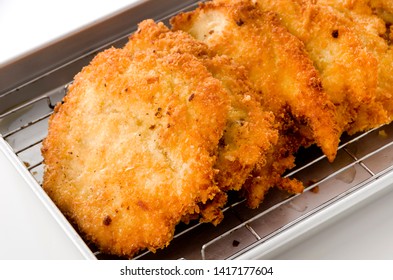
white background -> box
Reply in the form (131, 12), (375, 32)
(0, 0), (138, 64)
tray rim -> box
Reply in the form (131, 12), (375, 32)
(0, 0), (200, 96)
(232, 173), (393, 259)
(0, 138), (96, 259)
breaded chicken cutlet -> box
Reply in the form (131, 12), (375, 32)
(171, 0), (339, 207)
(41, 0), (393, 259)
(251, 0), (389, 135)
(370, 0), (393, 23)
(125, 20), (278, 195)
(41, 45), (231, 257)
(316, 0), (393, 124)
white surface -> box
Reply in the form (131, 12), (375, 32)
(273, 189), (393, 259)
(0, 140), (94, 259)
(235, 175), (393, 260)
(1, 0), (393, 260)
(0, 0), (140, 65)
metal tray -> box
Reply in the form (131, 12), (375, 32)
(1, 0), (393, 260)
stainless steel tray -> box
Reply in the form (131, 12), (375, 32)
(1, 0), (393, 260)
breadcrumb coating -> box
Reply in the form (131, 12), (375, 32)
(42, 46), (230, 257)
(42, 0), (393, 258)
(171, 0), (339, 207)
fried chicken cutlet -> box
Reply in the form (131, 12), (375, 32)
(316, 0), (393, 126)
(125, 20), (278, 195)
(370, 0), (393, 23)
(41, 46), (230, 257)
(172, 0), (339, 161)
(252, 0), (389, 135)
(171, 0), (339, 207)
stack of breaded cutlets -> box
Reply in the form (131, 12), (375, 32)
(41, 0), (393, 257)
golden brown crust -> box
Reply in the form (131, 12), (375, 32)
(127, 20), (278, 193)
(252, 0), (389, 134)
(205, 56), (278, 192)
(171, 0), (342, 207)
(41, 0), (393, 258)
(370, 0), (393, 23)
(316, 0), (393, 129)
(42, 46), (230, 257)
(172, 0), (340, 162)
